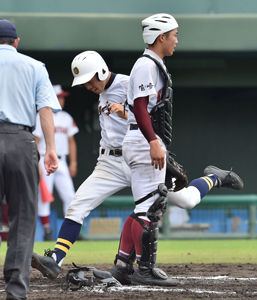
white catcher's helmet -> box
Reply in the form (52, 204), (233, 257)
(142, 13), (178, 45)
(71, 51), (109, 87)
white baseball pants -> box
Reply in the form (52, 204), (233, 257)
(65, 148), (131, 224)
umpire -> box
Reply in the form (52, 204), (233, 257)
(0, 19), (61, 299)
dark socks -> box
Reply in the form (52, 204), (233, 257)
(189, 174), (218, 199)
(53, 218), (81, 264)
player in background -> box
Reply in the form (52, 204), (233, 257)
(33, 85), (79, 241)
(109, 13), (244, 286)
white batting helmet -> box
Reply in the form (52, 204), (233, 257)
(71, 51), (109, 87)
(142, 13), (178, 45)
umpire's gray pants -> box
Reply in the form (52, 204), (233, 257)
(0, 123), (39, 298)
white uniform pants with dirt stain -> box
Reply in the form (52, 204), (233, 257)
(65, 148), (131, 224)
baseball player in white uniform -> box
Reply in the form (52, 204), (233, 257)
(33, 85), (79, 240)
(109, 13), (244, 287)
(31, 51), (132, 278)
(31, 46), (243, 283)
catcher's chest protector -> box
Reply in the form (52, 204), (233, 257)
(142, 54), (173, 146)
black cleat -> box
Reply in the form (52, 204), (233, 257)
(31, 249), (61, 280)
(131, 266), (178, 286)
(110, 265), (133, 285)
(204, 166), (244, 190)
(6, 296), (27, 300)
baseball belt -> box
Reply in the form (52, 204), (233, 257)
(0, 122), (32, 133)
(130, 124), (138, 130)
(101, 148), (122, 157)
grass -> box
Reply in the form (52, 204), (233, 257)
(1, 239), (257, 266)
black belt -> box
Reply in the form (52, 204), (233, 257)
(101, 148), (122, 157)
(0, 123), (32, 133)
(130, 124), (138, 130)
(17, 125), (32, 132)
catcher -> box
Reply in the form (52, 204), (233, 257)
(109, 13), (244, 287)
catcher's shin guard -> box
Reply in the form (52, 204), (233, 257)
(132, 185), (178, 286)
(138, 221), (159, 269)
(132, 216), (178, 286)
(133, 184), (168, 269)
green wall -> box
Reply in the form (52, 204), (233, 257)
(1, 13), (257, 52)
(1, 0), (257, 14)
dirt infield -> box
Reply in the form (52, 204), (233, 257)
(0, 264), (256, 299)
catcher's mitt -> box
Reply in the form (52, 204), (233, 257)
(165, 151), (188, 192)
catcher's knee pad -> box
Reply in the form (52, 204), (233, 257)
(146, 183), (168, 222)
(138, 222), (159, 269)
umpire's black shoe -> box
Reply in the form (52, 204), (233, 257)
(204, 166), (244, 190)
(6, 296), (27, 300)
(110, 265), (133, 285)
(131, 266), (178, 286)
(31, 250), (61, 280)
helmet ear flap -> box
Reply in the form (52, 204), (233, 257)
(97, 68), (108, 81)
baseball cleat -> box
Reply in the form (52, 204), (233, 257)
(131, 266), (179, 286)
(31, 249), (61, 280)
(6, 295), (27, 300)
(110, 265), (133, 285)
(203, 166), (244, 190)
